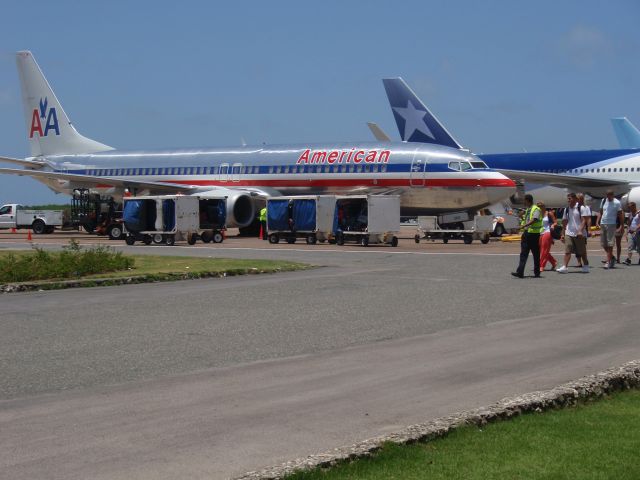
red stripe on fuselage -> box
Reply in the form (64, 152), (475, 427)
(159, 178), (515, 188)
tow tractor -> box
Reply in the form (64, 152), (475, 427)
(70, 189), (123, 240)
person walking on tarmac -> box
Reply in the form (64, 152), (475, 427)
(259, 205), (267, 240)
(512, 194), (543, 278)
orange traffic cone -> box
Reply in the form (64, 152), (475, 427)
(259, 224), (263, 239)
(27, 230), (33, 241)
(11, 227), (16, 233)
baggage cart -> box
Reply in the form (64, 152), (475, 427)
(266, 195), (335, 244)
(123, 195), (227, 246)
(333, 195), (400, 247)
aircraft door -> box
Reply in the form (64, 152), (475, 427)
(410, 153), (426, 187)
(219, 163), (229, 182)
(231, 163), (242, 182)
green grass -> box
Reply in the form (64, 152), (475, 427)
(22, 203), (69, 211)
(0, 245), (308, 283)
(0, 242), (133, 282)
(83, 254), (307, 280)
(287, 389), (640, 480)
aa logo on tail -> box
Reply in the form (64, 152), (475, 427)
(29, 97), (59, 138)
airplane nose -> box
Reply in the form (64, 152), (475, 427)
(486, 173), (516, 204)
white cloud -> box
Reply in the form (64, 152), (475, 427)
(559, 25), (612, 68)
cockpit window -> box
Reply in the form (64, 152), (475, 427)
(470, 161), (488, 169)
(448, 161), (461, 171)
(460, 161), (472, 171)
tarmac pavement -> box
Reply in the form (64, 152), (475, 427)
(0, 231), (638, 478)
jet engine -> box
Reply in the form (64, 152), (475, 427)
(198, 189), (256, 228)
(621, 186), (640, 208)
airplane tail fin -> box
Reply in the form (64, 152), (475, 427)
(382, 77), (461, 149)
(16, 50), (113, 157)
(611, 117), (640, 149)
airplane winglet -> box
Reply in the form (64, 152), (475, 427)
(366, 122), (391, 142)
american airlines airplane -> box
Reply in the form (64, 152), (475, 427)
(381, 77), (640, 207)
(0, 51), (515, 230)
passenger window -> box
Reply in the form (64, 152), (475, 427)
(381, 165), (387, 173)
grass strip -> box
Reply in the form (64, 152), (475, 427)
(0, 249), (310, 292)
(286, 389), (640, 480)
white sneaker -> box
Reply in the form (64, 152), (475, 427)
(582, 265), (590, 273)
(556, 265), (568, 273)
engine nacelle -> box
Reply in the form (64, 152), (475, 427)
(198, 189), (256, 228)
(621, 186), (640, 208)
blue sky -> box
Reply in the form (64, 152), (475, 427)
(1, 0), (639, 204)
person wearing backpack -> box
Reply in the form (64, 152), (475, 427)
(557, 192), (590, 274)
(596, 190), (624, 269)
(574, 193), (592, 267)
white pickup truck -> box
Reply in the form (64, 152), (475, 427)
(0, 204), (63, 234)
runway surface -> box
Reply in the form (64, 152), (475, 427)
(1, 233), (638, 478)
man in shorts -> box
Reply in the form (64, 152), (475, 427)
(623, 202), (640, 265)
(557, 193), (590, 273)
(596, 190), (624, 269)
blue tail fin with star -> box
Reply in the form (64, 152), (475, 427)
(382, 77), (461, 149)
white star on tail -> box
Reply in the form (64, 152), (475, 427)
(393, 101), (434, 140)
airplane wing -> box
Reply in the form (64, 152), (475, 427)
(0, 156), (47, 169)
(498, 169), (630, 196)
(0, 167), (197, 193)
(366, 122), (392, 142)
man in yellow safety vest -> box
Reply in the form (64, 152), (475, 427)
(512, 194), (543, 278)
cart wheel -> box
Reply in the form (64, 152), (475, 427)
(463, 234), (473, 245)
(143, 235), (152, 245)
(108, 224), (124, 240)
(187, 234), (197, 245)
(125, 235), (135, 246)
(481, 234), (490, 244)
(152, 234), (164, 244)
(391, 236), (399, 247)
(336, 233), (345, 246)
(360, 235), (369, 247)
(165, 235), (175, 246)
(286, 236), (296, 244)
(201, 231), (213, 243)
(494, 223), (506, 237)
(442, 235), (449, 244)
(212, 231), (224, 243)
(328, 238), (336, 245)
(268, 233), (280, 244)
(306, 234), (317, 245)
(414, 234), (420, 244)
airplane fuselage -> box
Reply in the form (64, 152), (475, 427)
(37, 142), (515, 216)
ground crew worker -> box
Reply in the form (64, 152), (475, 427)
(512, 194), (543, 278)
(259, 206), (267, 240)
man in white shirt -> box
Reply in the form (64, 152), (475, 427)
(596, 190), (624, 269)
(623, 202), (640, 265)
(557, 193), (590, 273)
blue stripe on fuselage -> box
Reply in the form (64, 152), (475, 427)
(61, 163), (491, 176)
(479, 148), (640, 172)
